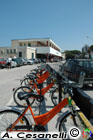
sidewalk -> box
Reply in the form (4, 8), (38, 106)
(4, 62), (91, 140)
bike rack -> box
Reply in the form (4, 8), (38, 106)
(39, 70), (43, 115)
(45, 64), (93, 122)
(40, 64), (63, 103)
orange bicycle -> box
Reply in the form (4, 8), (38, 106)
(20, 64), (53, 87)
(20, 70), (50, 86)
(13, 78), (56, 107)
(13, 67), (57, 107)
(0, 85), (83, 138)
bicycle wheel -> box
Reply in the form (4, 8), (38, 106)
(59, 110), (89, 140)
(51, 87), (65, 106)
(13, 86), (35, 107)
(0, 110), (29, 136)
(21, 77), (34, 86)
(51, 88), (59, 106)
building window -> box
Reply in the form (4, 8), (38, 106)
(14, 49), (17, 53)
(19, 52), (22, 57)
(28, 43), (31, 46)
(1, 50), (4, 54)
(10, 49), (12, 53)
(24, 43), (26, 46)
(20, 43), (22, 46)
(7, 49), (9, 53)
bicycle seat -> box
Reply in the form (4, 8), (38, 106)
(17, 92), (43, 101)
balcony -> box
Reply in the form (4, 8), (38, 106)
(36, 47), (61, 57)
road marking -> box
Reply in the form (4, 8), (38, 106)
(72, 100), (93, 133)
(78, 112), (93, 133)
(7, 97), (13, 106)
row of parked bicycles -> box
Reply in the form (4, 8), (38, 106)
(0, 63), (92, 139)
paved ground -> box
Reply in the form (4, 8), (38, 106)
(0, 63), (92, 140)
(0, 64), (40, 106)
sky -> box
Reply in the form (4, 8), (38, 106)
(0, 0), (93, 51)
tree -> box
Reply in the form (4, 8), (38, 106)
(65, 50), (81, 59)
(89, 45), (93, 52)
(88, 45), (93, 59)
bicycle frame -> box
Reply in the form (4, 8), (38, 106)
(29, 71), (50, 84)
(8, 98), (68, 132)
(27, 72), (55, 96)
(33, 82), (54, 96)
(37, 71), (50, 84)
(27, 81), (54, 96)
(31, 69), (44, 79)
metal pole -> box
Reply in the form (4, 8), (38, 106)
(58, 74), (62, 103)
(39, 70), (43, 115)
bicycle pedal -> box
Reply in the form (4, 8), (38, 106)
(20, 119), (24, 124)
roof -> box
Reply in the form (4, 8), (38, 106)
(11, 38), (61, 51)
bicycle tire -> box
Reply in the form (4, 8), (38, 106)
(21, 77), (34, 86)
(13, 86), (35, 107)
(0, 110), (29, 135)
(59, 110), (89, 139)
(51, 88), (59, 106)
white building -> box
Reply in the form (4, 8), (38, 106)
(82, 44), (89, 54)
(61, 52), (66, 60)
(0, 38), (62, 60)
(0, 46), (36, 59)
(11, 38), (62, 59)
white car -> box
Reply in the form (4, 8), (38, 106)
(11, 60), (17, 68)
(27, 59), (34, 65)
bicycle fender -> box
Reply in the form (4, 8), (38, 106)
(13, 85), (30, 92)
(0, 107), (22, 113)
(56, 110), (71, 128)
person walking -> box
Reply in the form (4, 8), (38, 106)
(7, 57), (12, 69)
